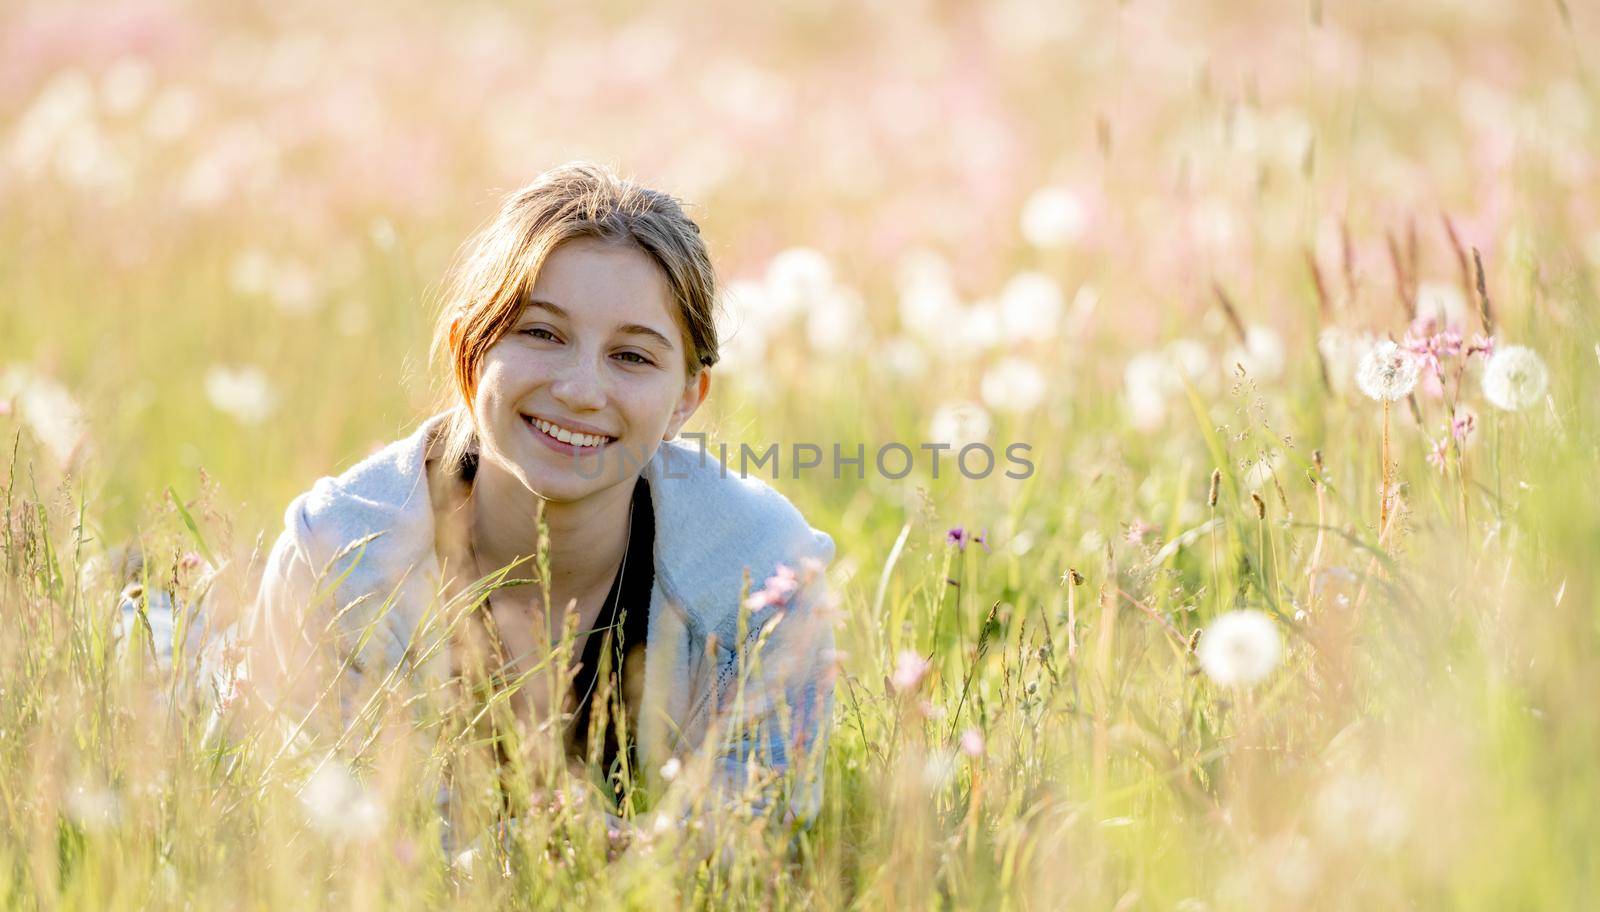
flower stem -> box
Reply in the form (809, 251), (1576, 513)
(1380, 400), (1392, 541)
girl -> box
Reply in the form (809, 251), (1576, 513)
(246, 162), (838, 848)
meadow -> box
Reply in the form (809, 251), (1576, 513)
(3, 1), (1599, 908)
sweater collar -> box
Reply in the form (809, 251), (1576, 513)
(325, 412), (833, 643)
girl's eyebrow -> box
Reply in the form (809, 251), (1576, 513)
(526, 299), (675, 349)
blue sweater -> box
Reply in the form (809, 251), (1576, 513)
(248, 411), (838, 824)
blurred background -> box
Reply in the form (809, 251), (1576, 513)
(4, 0), (1593, 538)
(3, 2), (1600, 906)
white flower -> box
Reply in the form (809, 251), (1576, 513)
(957, 299), (1004, 354)
(101, 57), (153, 115)
(1124, 351), (1177, 431)
(928, 400), (991, 448)
(1314, 772), (1409, 851)
(1226, 325), (1286, 381)
(204, 365), (277, 425)
(1, 366), (90, 468)
(659, 757), (682, 782)
(1317, 327), (1382, 393)
(1355, 340), (1420, 401)
(1019, 185), (1091, 249)
(1196, 610), (1282, 687)
(881, 336), (928, 379)
(922, 750), (958, 788)
(764, 247), (833, 317)
(1480, 344), (1549, 411)
(998, 271), (1063, 341)
(66, 782), (121, 831)
(144, 85), (197, 141)
(980, 357), (1048, 413)
(896, 248), (962, 331)
(228, 248), (273, 297)
(300, 763), (385, 842)
(1414, 281), (1469, 330)
(1123, 342), (1211, 431)
(805, 286), (865, 354)
(1165, 339), (1212, 384)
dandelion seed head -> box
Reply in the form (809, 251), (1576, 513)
(300, 763), (385, 842)
(1356, 340), (1421, 401)
(204, 365), (277, 425)
(1, 366), (89, 468)
(1196, 610), (1282, 687)
(998, 271), (1063, 341)
(980, 357), (1048, 413)
(928, 400), (991, 448)
(1226, 324), (1286, 381)
(922, 750), (957, 788)
(1480, 344), (1548, 411)
(1019, 185), (1091, 249)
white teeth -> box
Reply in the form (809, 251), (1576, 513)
(532, 418), (608, 448)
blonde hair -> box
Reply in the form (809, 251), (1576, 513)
(429, 162), (720, 472)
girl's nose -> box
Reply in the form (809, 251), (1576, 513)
(549, 355), (607, 411)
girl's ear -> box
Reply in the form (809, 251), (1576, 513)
(664, 369), (711, 440)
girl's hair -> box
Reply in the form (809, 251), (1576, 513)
(429, 162), (721, 472)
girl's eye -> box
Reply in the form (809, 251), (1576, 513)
(522, 327), (559, 341)
(615, 351), (653, 366)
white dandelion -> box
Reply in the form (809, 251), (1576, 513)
(1226, 325), (1287, 381)
(979, 357), (1048, 413)
(1019, 185), (1091, 249)
(928, 400), (992, 449)
(1317, 327), (1381, 393)
(805, 285), (866, 354)
(1196, 610), (1282, 687)
(300, 763), (385, 842)
(998, 271), (1063, 342)
(1, 366), (90, 469)
(1355, 340), (1421, 401)
(1480, 344), (1549, 411)
(1414, 281), (1470, 330)
(764, 247), (834, 318)
(204, 365), (277, 425)
(895, 248), (963, 332)
(1124, 351), (1178, 431)
(880, 336), (928, 379)
(659, 757), (682, 782)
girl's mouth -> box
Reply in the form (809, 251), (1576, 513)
(522, 415), (616, 455)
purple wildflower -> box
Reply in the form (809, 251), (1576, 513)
(946, 526), (990, 553)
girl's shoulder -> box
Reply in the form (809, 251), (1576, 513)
(643, 439), (836, 643)
(269, 415), (444, 591)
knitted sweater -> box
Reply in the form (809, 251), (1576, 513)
(247, 411), (838, 822)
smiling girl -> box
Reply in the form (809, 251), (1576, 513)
(246, 162), (838, 846)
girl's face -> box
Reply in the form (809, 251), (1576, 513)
(471, 236), (709, 503)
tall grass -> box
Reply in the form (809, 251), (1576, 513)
(4, 1), (1600, 906)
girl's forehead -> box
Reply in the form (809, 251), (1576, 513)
(529, 239), (673, 316)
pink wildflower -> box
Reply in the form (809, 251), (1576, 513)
(891, 650), (931, 693)
(1123, 518), (1157, 545)
(1466, 334), (1496, 360)
(743, 562), (803, 611)
(1450, 408), (1476, 444)
(1426, 438), (1449, 472)
(960, 728), (986, 757)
